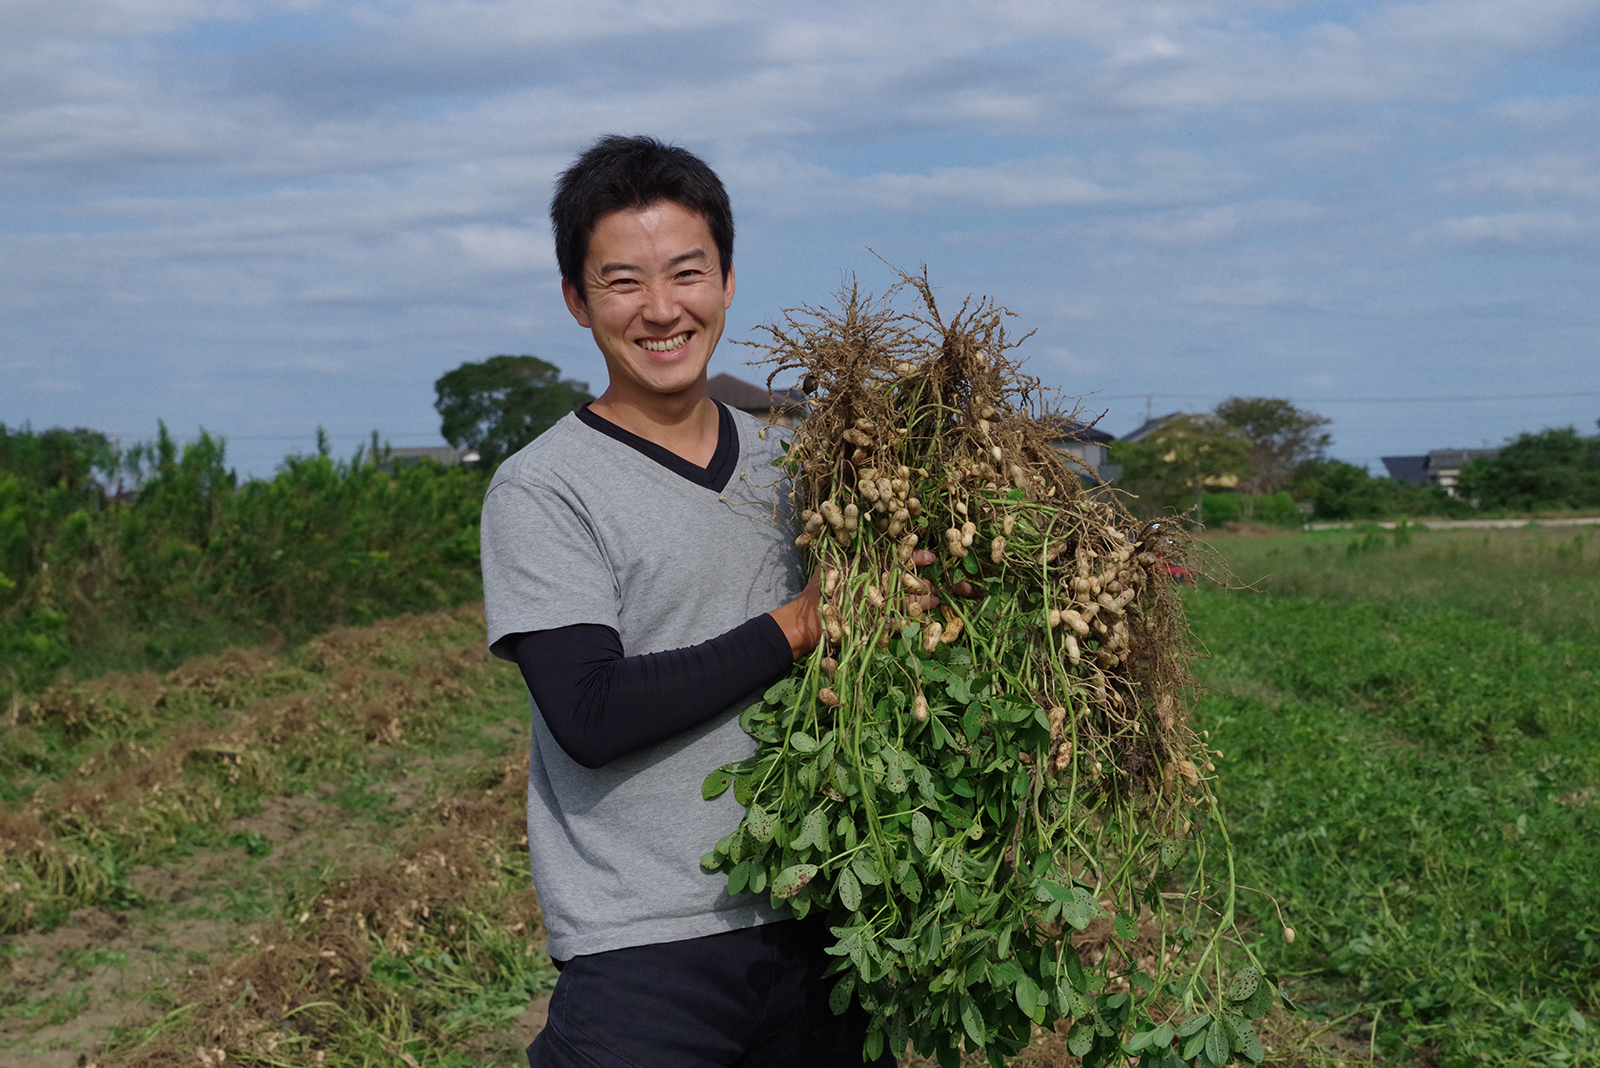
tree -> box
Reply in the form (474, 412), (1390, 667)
(434, 355), (594, 468)
(1292, 458), (1397, 520)
(1457, 426), (1600, 511)
(0, 424), (117, 495)
(1109, 413), (1253, 520)
(1214, 397), (1331, 495)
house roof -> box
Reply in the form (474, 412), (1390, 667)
(706, 372), (806, 414)
(1120, 412), (1183, 443)
(1426, 448), (1499, 470)
(1039, 413), (1115, 443)
(1381, 455), (1429, 485)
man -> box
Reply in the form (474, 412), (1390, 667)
(479, 135), (898, 1068)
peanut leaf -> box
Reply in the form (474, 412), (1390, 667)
(837, 868), (862, 911)
(770, 864), (817, 900)
(701, 768), (733, 800)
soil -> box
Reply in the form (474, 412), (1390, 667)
(0, 741), (549, 1067)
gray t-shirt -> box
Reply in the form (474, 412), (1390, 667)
(481, 405), (804, 960)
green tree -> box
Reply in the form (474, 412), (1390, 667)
(1109, 413), (1253, 520)
(1214, 397), (1331, 495)
(434, 355), (593, 468)
(1, 425), (118, 593)
(1291, 458), (1396, 520)
(1457, 426), (1600, 511)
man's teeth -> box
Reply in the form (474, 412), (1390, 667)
(640, 333), (691, 352)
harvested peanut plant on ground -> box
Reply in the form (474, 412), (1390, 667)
(701, 274), (1279, 1068)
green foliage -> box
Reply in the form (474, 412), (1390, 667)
(434, 354), (594, 468)
(1195, 529), (1600, 1067)
(0, 423), (116, 495)
(1111, 414), (1253, 520)
(733, 278), (1262, 1064)
(1214, 398), (1331, 495)
(0, 423), (488, 698)
(0, 423), (118, 601)
(1293, 459), (1401, 520)
(1287, 458), (1478, 521)
(1458, 426), (1600, 512)
(1200, 492), (1302, 528)
(705, 635), (1262, 1068)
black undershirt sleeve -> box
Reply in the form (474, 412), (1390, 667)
(509, 616), (795, 769)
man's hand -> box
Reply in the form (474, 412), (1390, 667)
(768, 550), (973, 662)
(769, 571), (822, 660)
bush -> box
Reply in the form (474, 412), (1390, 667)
(1458, 426), (1600, 512)
(1, 424), (489, 696)
(1201, 490), (1301, 527)
(1291, 458), (1479, 520)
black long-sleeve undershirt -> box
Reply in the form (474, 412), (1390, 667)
(508, 616), (794, 769)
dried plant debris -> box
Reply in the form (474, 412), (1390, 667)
(97, 757), (551, 1068)
(703, 273), (1269, 1067)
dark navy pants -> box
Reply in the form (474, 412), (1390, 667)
(528, 917), (898, 1068)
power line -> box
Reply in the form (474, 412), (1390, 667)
(1084, 390), (1600, 404)
(133, 389), (1600, 445)
(204, 432), (443, 442)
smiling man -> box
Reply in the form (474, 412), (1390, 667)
(479, 136), (895, 1068)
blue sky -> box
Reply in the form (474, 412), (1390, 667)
(2, 0), (1598, 478)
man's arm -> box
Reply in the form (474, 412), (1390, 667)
(514, 557), (943, 769)
(510, 613), (795, 769)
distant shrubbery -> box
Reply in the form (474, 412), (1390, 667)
(1460, 426), (1600, 512)
(1199, 490), (1302, 527)
(1, 423), (488, 696)
(1288, 458), (1477, 521)
(1109, 398), (1478, 524)
(1110, 398), (1599, 523)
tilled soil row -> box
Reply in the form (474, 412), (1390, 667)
(98, 756), (552, 1068)
(2, 607), (504, 934)
(3, 607), (559, 1067)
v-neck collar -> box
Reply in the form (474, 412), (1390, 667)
(575, 400), (739, 493)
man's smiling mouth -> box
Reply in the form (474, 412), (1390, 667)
(639, 332), (691, 353)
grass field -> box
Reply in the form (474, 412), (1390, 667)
(2, 526), (1596, 1067)
(1193, 526), (1600, 1068)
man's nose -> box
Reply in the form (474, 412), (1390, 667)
(642, 283), (678, 324)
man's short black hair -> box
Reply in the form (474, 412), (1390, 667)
(551, 135), (734, 302)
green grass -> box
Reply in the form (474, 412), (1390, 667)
(1194, 527), (1600, 1067)
(1214, 525), (1598, 640)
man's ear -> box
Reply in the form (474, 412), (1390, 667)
(561, 279), (593, 328)
(723, 264), (736, 309)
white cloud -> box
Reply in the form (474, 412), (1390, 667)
(856, 161), (1114, 210)
(1441, 153), (1600, 202)
(1181, 276), (1291, 307)
(450, 225), (553, 270)
(4, 0), (1600, 475)
(1436, 210), (1599, 245)
(1489, 95), (1600, 126)
(1096, 199), (1323, 245)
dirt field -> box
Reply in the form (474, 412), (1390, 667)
(1, 607), (555, 1067)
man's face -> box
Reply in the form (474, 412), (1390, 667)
(562, 200), (734, 405)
